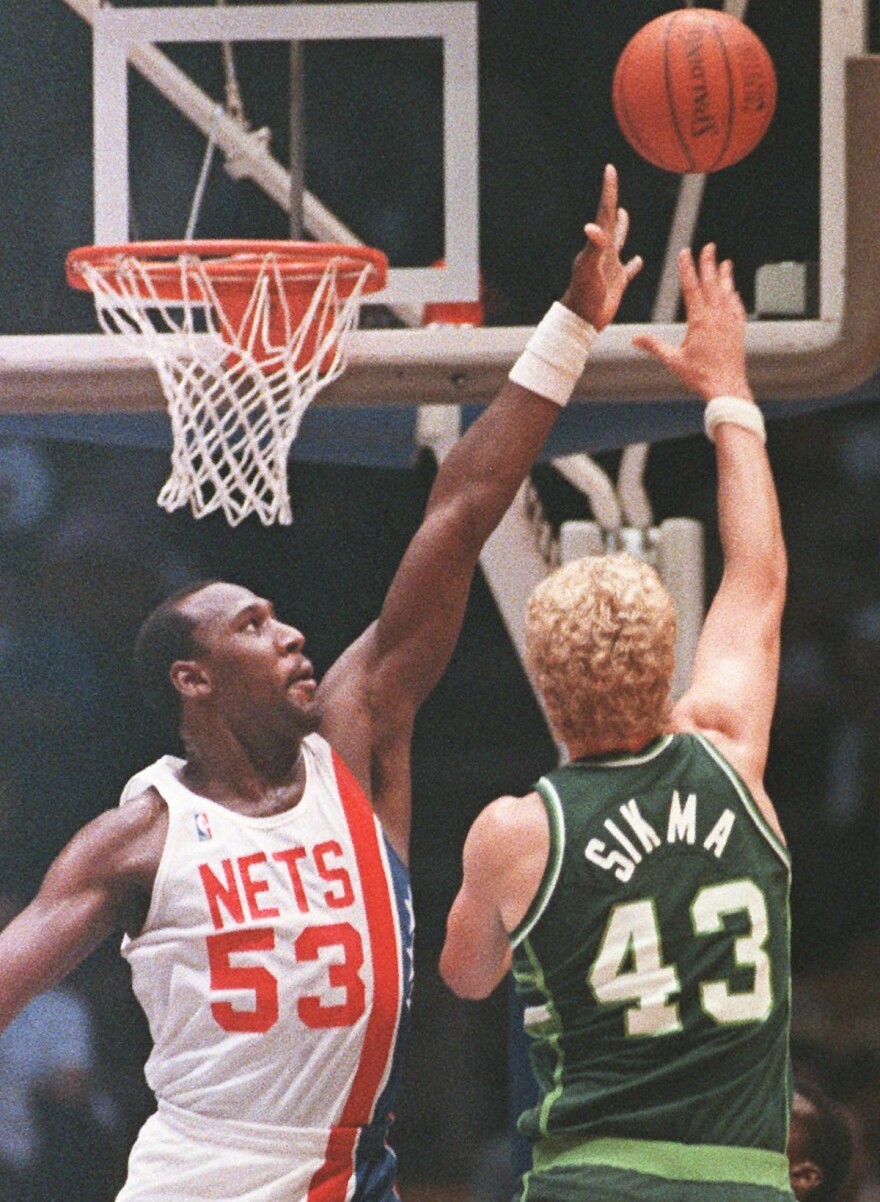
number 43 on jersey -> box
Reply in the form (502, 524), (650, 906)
(589, 879), (773, 1037)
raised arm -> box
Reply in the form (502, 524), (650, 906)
(634, 245), (787, 808)
(321, 166), (642, 850)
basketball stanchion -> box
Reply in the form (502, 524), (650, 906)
(66, 240), (388, 526)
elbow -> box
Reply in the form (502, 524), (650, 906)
(733, 534), (787, 613)
(438, 948), (473, 999)
(442, 972), (497, 1002)
(439, 946), (498, 1001)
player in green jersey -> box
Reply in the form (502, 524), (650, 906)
(440, 244), (792, 1202)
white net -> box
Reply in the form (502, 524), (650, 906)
(74, 247), (382, 526)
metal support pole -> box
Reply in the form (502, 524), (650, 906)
(289, 42), (305, 240)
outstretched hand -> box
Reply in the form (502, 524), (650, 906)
(561, 164), (643, 332)
(633, 243), (753, 402)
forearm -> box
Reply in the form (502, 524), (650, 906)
(425, 294), (599, 532)
(424, 381), (560, 546)
(0, 908), (73, 1032)
(0, 863), (122, 1033)
(714, 424), (787, 597)
(367, 168), (639, 711)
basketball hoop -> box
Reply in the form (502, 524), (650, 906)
(66, 240), (388, 526)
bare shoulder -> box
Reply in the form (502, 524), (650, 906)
(10, 787), (171, 958)
(56, 787), (169, 894)
(96, 785), (167, 846)
(470, 791), (548, 850)
(465, 793), (549, 882)
(467, 792), (551, 936)
(671, 694), (758, 788)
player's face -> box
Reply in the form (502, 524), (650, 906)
(181, 583), (322, 733)
(788, 1093), (821, 1202)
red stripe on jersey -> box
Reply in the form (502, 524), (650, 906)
(306, 752), (402, 1202)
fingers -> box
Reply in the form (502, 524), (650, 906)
(677, 246), (701, 298)
(694, 244), (737, 296)
(717, 257), (747, 319)
(632, 331), (677, 370)
(624, 254), (644, 282)
(698, 243), (726, 303)
(698, 241), (718, 276)
(615, 207), (630, 250)
(583, 164), (630, 252)
(718, 257), (736, 292)
(583, 222), (610, 250)
(678, 244), (743, 311)
(594, 163), (619, 229)
(583, 206), (630, 251)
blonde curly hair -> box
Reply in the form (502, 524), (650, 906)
(525, 553), (676, 749)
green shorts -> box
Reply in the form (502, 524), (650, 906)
(517, 1136), (794, 1202)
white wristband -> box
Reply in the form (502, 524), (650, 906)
(704, 395), (766, 444)
(509, 302), (597, 406)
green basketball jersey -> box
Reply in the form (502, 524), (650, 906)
(511, 732), (792, 1170)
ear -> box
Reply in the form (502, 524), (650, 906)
(790, 1160), (823, 1200)
(170, 659), (212, 700)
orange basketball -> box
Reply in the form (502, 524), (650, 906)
(612, 8), (777, 174)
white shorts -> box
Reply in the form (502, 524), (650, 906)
(115, 1101), (397, 1202)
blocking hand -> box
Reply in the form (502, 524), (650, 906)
(561, 164), (643, 332)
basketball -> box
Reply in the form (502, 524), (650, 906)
(612, 8), (777, 174)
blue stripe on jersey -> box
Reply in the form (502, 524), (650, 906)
(352, 835), (413, 1199)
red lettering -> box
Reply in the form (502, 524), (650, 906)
(207, 927), (278, 1033)
(314, 841), (355, 909)
(272, 846), (310, 913)
(199, 859), (245, 930)
(295, 922), (366, 1028)
(237, 852), (280, 921)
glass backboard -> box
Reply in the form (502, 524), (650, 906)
(1, 0), (879, 416)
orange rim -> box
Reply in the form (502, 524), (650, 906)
(66, 240), (388, 293)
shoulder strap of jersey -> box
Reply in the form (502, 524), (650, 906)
(509, 777), (566, 949)
(118, 755), (192, 811)
(691, 733), (790, 868)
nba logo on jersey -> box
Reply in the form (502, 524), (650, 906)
(193, 811), (212, 841)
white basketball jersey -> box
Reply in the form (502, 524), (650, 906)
(118, 733), (414, 1195)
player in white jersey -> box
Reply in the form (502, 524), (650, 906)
(0, 166), (642, 1202)
(113, 736), (415, 1201)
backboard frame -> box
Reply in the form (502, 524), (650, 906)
(91, 2), (479, 309)
(1, 0), (879, 412)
